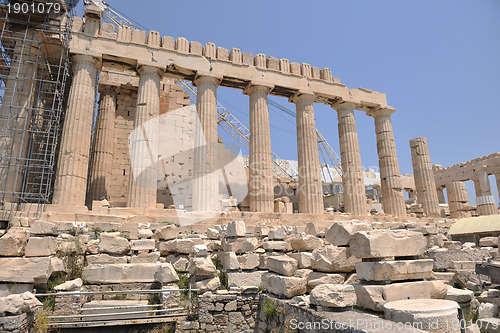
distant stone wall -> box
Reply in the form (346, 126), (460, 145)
(176, 288), (260, 333)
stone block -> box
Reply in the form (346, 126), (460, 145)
(194, 244), (208, 257)
(310, 284), (356, 308)
(287, 252), (312, 269)
(82, 263), (159, 284)
(325, 221), (372, 246)
(194, 276), (220, 291)
(0, 257), (64, 283)
(0, 228), (30, 256)
(0, 291), (42, 316)
(355, 259), (433, 282)
(87, 254), (128, 265)
(480, 237), (499, 247)
(218, 252), (239, 271)
(479, 303), (499, 319)
(306, 272), (344, 291)
(237, 253), (259, 270)
(226, 221), (246, 237)
(98, 233), (130, 255)
(268, 227), (286, 240)
(130, 252), (160, 264)
(227, 271), (264, 288)
(312, 245), (360, 272)
(261, 272), (307, 298)
(188, 257), (216, 277)
(289, 234), (323, 251)
(166, 254), (189, 272)
(130, 239), (155, 252)
(155, 225), (179, 240)
(25, 237), (57, 257)
(155, 263), (179, 284)
(263, 240), (290, 251)
(53, 278), (83, 291)
(267, 255), (298, 276)
(446, 286), (474, 303)
(189, 41), (202, 55)
(207, 228), (219, 240)
(349, 230), (427, 258)
(160, 239), (195, 254)
(354, 281), (447, 311)
(30, 221), (58, 235)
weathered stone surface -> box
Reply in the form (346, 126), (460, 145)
(237, 253), (259, 270)
(289, 234), (323, 251)
(188, 257), (216, 277)
(480, 237), (499, 247)
(166, 254), (189, 272)
(261, 272), (307, 298)
(307, 272), (344, 291)
(154, 225), (179, 240)
(310, 284), (356, 308)
(226, 221), (246, 237)
(446, 286), (474, 303)
(54, 278), (83, 291)
(160, 239), (195, 254)
(155, 263), (179, 283)
(354, 281), (447, 311)
(0, 291), (42, 316)
(384, 299), (460, 333)
(130, 252), (160, 264)
(98, 233), (130, 255)
(312, 245), (360, 272)
(287, 252), (312, 269)
(228, 271), (264, 288)
(87, 253), (128, 265)
(25, 237), (57, 257)
(0, 257), (64, 283)
(30, 220), (58, 235)
(218, 251), (239, 270)
(268, 227), (286, 240)
(349, 230), (426, 258)
(427, 248), (491, 270)
(355, 259), (433, 282)
(325, 221), (372, 246)
(267, 255), (298, 276)
(194, 276), (220, 291)
(263, 241), (290, 251)
(479, 303), (499, 319)
(305, 222), (317, 236)
(130, 239), (155, 252)
(241, 238), (259, 253)
(82, 263), (159, 283)
(207, 228), (220, 240)
(0, 228), (30, 256)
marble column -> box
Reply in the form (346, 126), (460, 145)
(192, 75), (220, 211)
(333, 102), (367, 216)
(474, 167), (497, 215)
(409, 137), (440, 217)
(293, 92), (323, 214)
(88, 86), (117, 203)
(53, 54), (99, 206)
(436, 187), (446, 204)
(126, 65), (162, 208)
(246, 84), (274, 213)
(446, 181), (471, 218)
(368, 108), (406, 217)
(0, 30), (39, 202)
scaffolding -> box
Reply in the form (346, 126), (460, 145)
(0, 0), (74, 221)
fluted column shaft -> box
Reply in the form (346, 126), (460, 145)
(126, 66), (161, 208)
(53, 54), (99, 206)
(247, 85), (273, 212)
(192, 76), (220, 211)
(410, 137), (440, 217)
(294, 93), (322, 214)
(474, 168), (497, 215)
(88, 86), (117, 203)
(334, 104), (367, 216)
(436, 187), (446, 204)
(0, 30), (38, 202)
(446, 181), (471, 218)
(370, 109), (406, 217)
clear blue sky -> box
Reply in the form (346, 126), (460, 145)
(76, 0), (500, 203)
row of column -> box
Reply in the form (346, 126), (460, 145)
(53, 54), (409, 217)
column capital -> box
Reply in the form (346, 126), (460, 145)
(331, 100), (357, 112)
(137, 63), (165, 77)
(193, 71), (223, 87)
(366, 106), (395, 118)
(71, 52), (102, 70)
(289, 90), (315, 104)
(243, 81), (274, 95)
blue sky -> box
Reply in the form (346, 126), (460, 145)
(76, 0), (500, 203)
